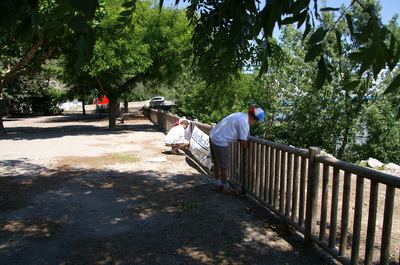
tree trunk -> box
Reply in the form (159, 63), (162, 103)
(108, 97), (119, 131)
(0, 115), (5, 136)
(124, 99), (128, 113)
(81, 98), (86, 116)
(337, 126), (349, 159)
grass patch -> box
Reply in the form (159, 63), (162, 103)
(56, 152), (139, 168)
(108, 153), (138, 163)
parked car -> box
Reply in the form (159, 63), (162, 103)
(149, 96), (165, 108)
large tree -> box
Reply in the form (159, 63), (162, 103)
(0, 0), (98, 134)
(84, 0), (192, 130)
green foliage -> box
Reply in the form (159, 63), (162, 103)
(172, 71), (259, 123)
(85, 0), (191, 94)
(3, 73), (66, 116)
(172, 7), (399, 164)
(168, 0), (400, 97)
(353, 96), (400, 164)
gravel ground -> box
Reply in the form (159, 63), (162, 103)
(0, 115), (337, 265)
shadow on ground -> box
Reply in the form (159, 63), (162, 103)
(1, 120), (158, 141)
(0, 116), (337, 265)
(0, 163), (336, 265)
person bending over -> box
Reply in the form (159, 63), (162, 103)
(209, 106), (265, 194)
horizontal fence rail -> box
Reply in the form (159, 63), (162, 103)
(143, 108), (400, 265)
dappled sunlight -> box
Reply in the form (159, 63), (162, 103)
(239, 221), (294, 255)
(176, 247), (240, 265)
(49, 190), (73, 197)
(163, 206), (180, 213)
(0, 243), (10, 251)
(138, 208), (155, 220)
(2, 219), (62, 239)
(19, 179), (34, 185)
(109, 217), (125, 225)
(176, 247), (217, 264)
(99, 182), (114, 189)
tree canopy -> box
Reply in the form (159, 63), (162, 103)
(171, 0), (400, 94)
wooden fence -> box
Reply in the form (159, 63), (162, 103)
(143, 108), (400, 265)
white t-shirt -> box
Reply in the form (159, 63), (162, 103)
(165, 125), (189, 145)
(210, 112), (249, 147)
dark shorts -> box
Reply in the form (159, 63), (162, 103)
(210, 139), (229, 169)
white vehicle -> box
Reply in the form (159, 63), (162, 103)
(149, 96), (165, 108)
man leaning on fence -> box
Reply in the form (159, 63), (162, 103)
(209, 105), (265, 195)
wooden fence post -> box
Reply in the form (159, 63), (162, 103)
(305, 146), (321, 244)
(240, 145), (248, 195)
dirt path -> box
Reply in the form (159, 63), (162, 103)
(0, 115), (337, 265)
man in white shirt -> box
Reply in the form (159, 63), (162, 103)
(165, 120), (190, 155)
(209, 106), (265, 194)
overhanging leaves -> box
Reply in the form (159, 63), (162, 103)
(320, 7), (340, 12)
(344, 80), (361, 90)
(308, 27), (327, 45)
(345, 14), (354, 36)
(316, 55), (327, 89)
(335, 29), (342, 55)
(384, 74), (400, 95)
(305, 43), (322, 62)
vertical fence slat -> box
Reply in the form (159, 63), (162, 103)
(339, 171), (352, 256)
(274, 149), (281, 209)
(269, 148), (275, 205)
(228, 142), (232, 181)
(240, 144), (247, 194)
(232, 143), (236, 183)
(236, 143), (240, 182)
(252, 142), (257, 194)
(264, 146), (270, 202)
(279, 151), (287, 213)
(233, 142), (238, 182)
(248, 142), (253, 192)
(256, 143), (261, 198)
(252, 142), (256, 193)
(285, 153), (293, 218)
(319, 165), (330, 241)
(305, 147), (321, 243)
(329, 168), (340, 249)
(365, 180), (379, 265)
(292, 155), (299, 222)
(350, 176), (364, 265)
(234, 142), (238, 182)
(299, 156), (307, 227)
(259, 145), (266, 201)
(380, 186), (395, 265)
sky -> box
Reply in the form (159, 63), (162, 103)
(163, 0), (400, 23)
(327, 0), (400, 23)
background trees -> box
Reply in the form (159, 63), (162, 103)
(1, 0), (398, 164)
(172, 0), (400, 164)
(0, 0), (98, 134)
(82, 0), (192, 129)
